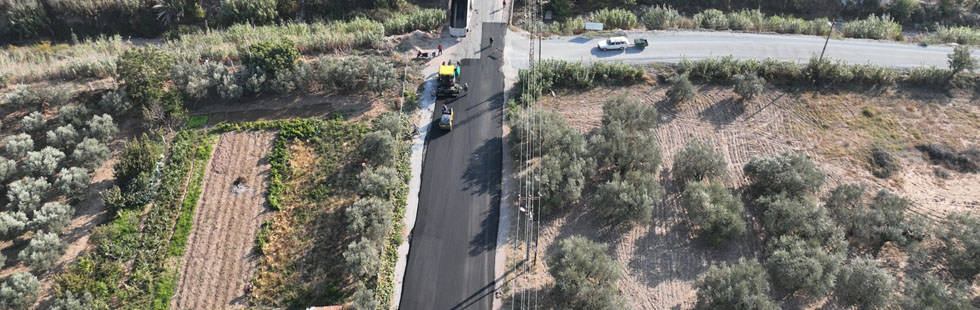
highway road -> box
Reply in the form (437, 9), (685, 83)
(507, 30), (958, 69)
(398, 22), (506, 310)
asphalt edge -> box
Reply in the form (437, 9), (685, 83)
(492, 27), (520, 310)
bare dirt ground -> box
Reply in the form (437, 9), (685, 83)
(506, 84), (980, 310)
(171, 131), (275, 310)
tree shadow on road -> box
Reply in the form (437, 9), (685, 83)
(461, 137), (502, 196)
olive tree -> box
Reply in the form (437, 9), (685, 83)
(758, 194), (844, 249)
(72, 138), (110, 170)
(6, 177), (50, 215)
(19, 231), (67, 271)
(851, 190), (925, 249)
(32, 202), (73, 233)
(45, 124), (79, 149)
(371, 112), (407, 139)
(0, 212), (28, 239)
(20, 112), (46, 133)
(681, 181), (745, 245)
(58, 104), (90, 127)
(49, 290), (93, 310)
(56, 167), (90, 198)
(673, 139), (728, 184)
(0, 272), (40, 310)
(365, 58), (397, 95)
(823, 183), (866, 226)
(3, 134), (34, 158)
(694, 258), (777, 310)
(590, 122), (661, 176)
(25, 146), (66, 176)
(343, 237), (380, 280)
(359, 131), (397, 167)
(97, 89), (132, 115)
(596, 171), (663, 224)
(766, 235), (843, 298)
(537, 152), (589, 214)
(549, 236), (624, 310)
(733, 73), (765, 101)
(666, 74), (696, 105)
(345, 197), (393, 243)
(937, 213), (980, 280)
(357, 166), (401, 198)
(836, 256), (895, 310)
(0, 157), (16, 182)
(350, 282), (379, 310)
(86, 114), (119, 143)
(743, 151), (825, 196)
(600, 95), (658, 132)
(900, 275), (972, 310)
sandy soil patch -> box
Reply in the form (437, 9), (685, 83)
(507, 84), (980, 309)
(171, 131), (275, 310)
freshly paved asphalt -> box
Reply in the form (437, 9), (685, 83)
(399, 22), (505, 310)
(507, 30), (958, 68)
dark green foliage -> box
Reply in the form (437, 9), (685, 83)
(117, 47), (174, 109)
(869, 145), (900, 178)
(937, 213), (980, 280)
(219, 0), (278, 26)
(765, 235), (843, 297)
(58, 104), (91, 127)
(915, 143), (979, 173)
(382, 9), (446, 35)
(0, 272), (40, 310)
(596, 171), (662, 224)
(242, 41), (300, 77)
(371, 112), (408, 139)
(344, 237), (381, 279)
(591, 97), (661, 176)
(113, 134), (165, 209)
(888, 0), (919, 24)
(589, 8), (638, 29)
(643, 5), (679, 30)
(514, 60), (644, 105)
(673, 140), (728, 184)
(836, 256), (895, 310)
(538, 152), (589, 214)
(548, 236), (624, 310)
(49, 290), (94, 310)
(733, 73), (765, 100)
(511, 109), (591, 214)
(823, 183), (866, 225)
(350, 282), (379, 310)
(743, 151), (825, 197)
(600, 95), (658, 132)
(667, 74), (696, 104)
(758, 194), (844, 249)
(693, 258), (777, 310)
(899, 275), (972, 310)
(681, 181), (745, 245)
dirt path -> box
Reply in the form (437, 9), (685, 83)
(171, 131), (275, 310)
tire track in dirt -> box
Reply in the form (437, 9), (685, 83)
(172, 131), (275, 310)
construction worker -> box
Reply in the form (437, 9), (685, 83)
(442, 104), (449, 114)
(438, 44), (443, 55)
(489, 37), (494, 46)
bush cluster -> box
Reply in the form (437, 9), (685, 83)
(642, 5), (679, 30)
(681, 180), (745, 244)
(382, 9), (446, 35)
(515, 60), (644, 105)
(694, 258), (777, 310)
(841, 14), (902, 40)
(915, 143), (979, 173)
(589, 8), (638, 30)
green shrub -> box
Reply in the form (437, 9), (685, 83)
(218, 0), (278, 26)
(591, 62), (645, 83)
(555, 16), (585, 35)
(590, 8), (638, 30)
(33, 201), (73, 233)
(841, 14), (902, 40)
(681, 181), (745, 244)
(693, 9), (728, 30)
(3, 133), (34, 158)
(344, 237), (381, 280)
(694, 258), (777, 310)
(117, 47), (174, 109)
(948, 45), (977, 77)
(596, 171), (663, 224)
(804, 56), (855, 85)
(642, 5), (679, 30)
(900, 275), (972, 310)
(46, 124), (79, 149)
(346, 197), (394, 242)
(590, 97), (661, 175)
(889, 0), (919, 24)
(72, 138), (110, 170)
(0, 212), (28, 239)
(764, 15), (810, 34)
(242, 40), (300, 77)
(849, 189), (924, 249)
(55, 167), (90, 198)
(358, 166), (401, 198)
(549, 236), (624, 310)
(359, 131), (398, 167)
(0, 157), (15, 183)
(726, 9), (763, 30)
(666, 74), (696, 104)
(758, 194), (844, 248)
(850, 63), (898, 85)
(58, 104), (90, 127)
(26, 147), (66, 176)
(350, 282), (379, 310)
(934, 25), (980, 45)
(20, 111), (46, 133)
(6, 177), (51, 215)
(382, 9), (445, 35)
(905, 66), (951, 88)
(678, 56), (761, 83)
(3, 0), (47, 40)
(809, 17), (833, 36)
(97, 90), (132, 115)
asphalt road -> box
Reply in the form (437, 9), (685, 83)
(507, 30), (957, 68)
(399, 23), (506, 310)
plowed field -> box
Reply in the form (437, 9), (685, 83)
(171, 131), (275, 310)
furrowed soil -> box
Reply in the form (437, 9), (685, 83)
(171, 131), (275, 310)
(506, 84), (980, 310)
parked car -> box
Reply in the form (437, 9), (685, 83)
(597, 36), (630, 51)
